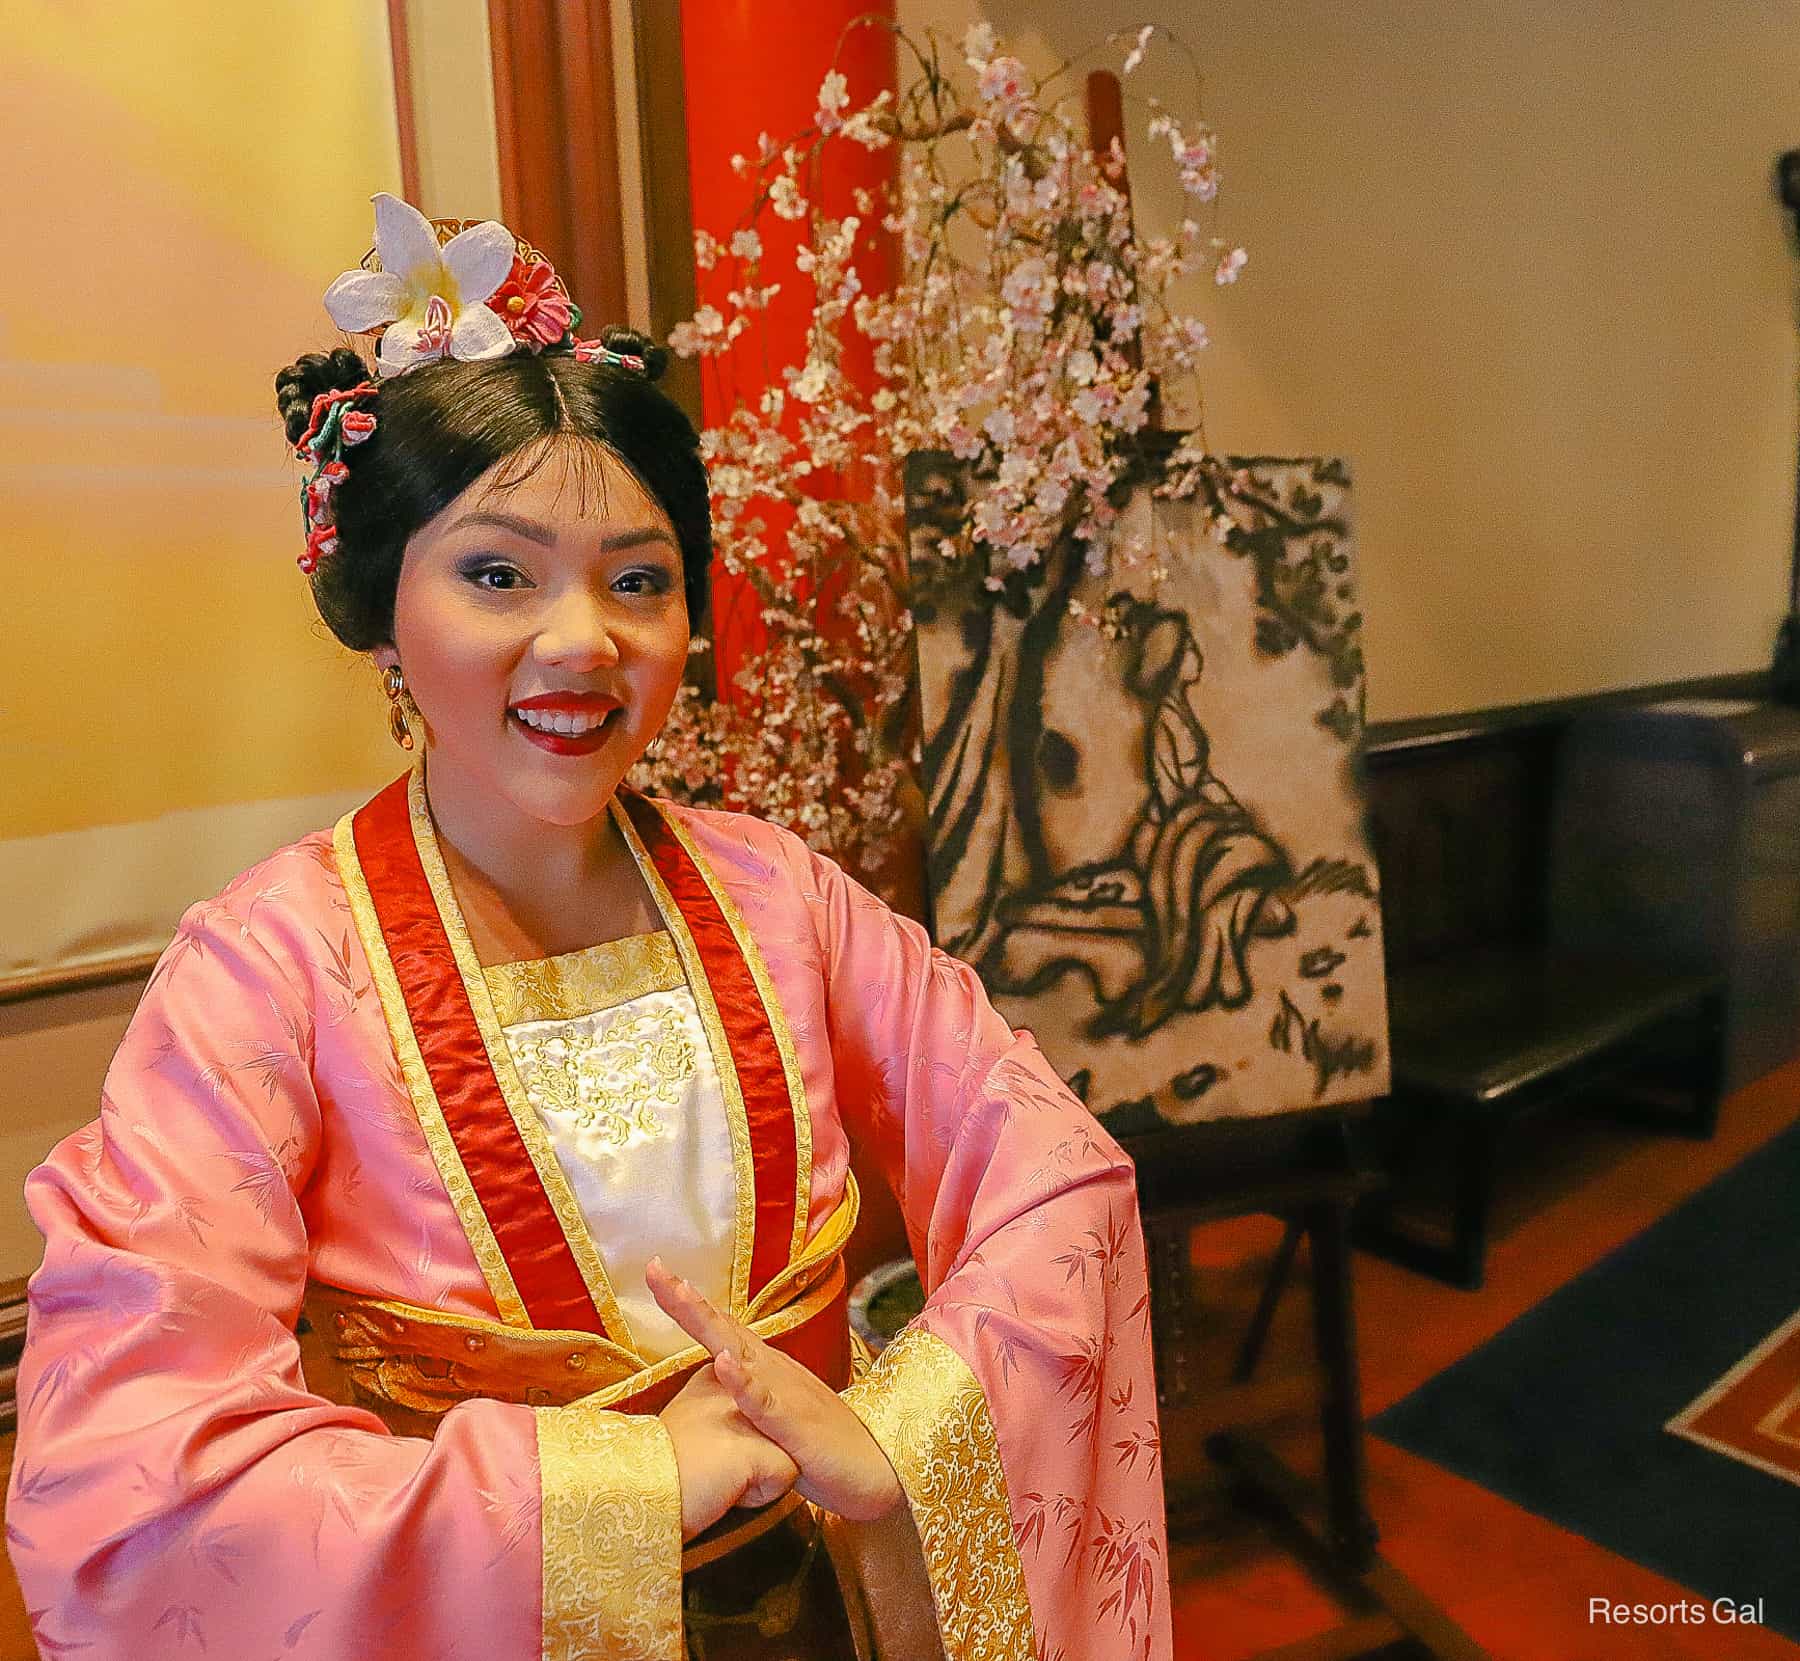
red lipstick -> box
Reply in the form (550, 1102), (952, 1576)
(508, 691), (623, 755)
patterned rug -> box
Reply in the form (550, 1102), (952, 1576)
(1371, 1116), (1800, 1642)
(1666, 1306), (1800, 1489)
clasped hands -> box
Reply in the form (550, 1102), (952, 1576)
(646, 1257), (903, 1541)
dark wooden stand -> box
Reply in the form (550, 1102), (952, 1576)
(1130, 1114), (1488, 1661)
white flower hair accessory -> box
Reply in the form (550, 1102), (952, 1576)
(290, 196), (656, 578)
(322, 193), (518, 376)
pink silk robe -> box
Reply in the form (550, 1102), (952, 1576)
(9, 784), (1171, 1660)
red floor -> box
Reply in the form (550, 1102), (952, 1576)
(1170, 1062), (1800, 1660)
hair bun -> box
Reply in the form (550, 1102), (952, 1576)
(597, 324), (670, 384)
(275, 346), (373, 445)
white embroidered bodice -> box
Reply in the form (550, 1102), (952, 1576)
(483, 932), (735, 1361)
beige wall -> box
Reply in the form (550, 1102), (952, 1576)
(899, 0), (1800, 721)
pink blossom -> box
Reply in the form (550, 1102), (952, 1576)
(1214, 246), (1248, 285)
(666, 303), (725, 358)
(1175, 135), (1213, 172)
(1177, 148), (1219, 201)
(815, 70), (849, 133)
(644, 17), (1244, 871)
(1001, 256), (1053, 325)
(769, 174), (807, 221)
(1116, 380), (1151, 433)
(977, 55), (1030, 112)
(947, 421), (982, 461)
(789, 360), (831, 403)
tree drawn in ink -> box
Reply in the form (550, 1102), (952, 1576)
(911, 452), (1387, 1121)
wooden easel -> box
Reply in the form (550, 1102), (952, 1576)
(916, 67), (1483, 1661)
(1130, 1112), (1489, 1661)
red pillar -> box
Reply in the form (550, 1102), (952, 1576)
(681, 5), (907, 1280)
(679, 0), (898, 691)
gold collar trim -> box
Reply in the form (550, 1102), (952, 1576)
(484, 931), (685, 1026)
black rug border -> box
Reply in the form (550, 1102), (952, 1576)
(1371, 1116), (1800, 1641)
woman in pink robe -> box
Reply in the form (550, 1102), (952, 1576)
(8, 200), (1170, 1661)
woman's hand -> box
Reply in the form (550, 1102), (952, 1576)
(647, 1257), (904, 1523)
(658, 1362), (799, 1541)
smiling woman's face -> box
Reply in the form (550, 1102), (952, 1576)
(374, 438), (690, 834)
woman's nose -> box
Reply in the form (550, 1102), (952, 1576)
(534, 589), (623, 669)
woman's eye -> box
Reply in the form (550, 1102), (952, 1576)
(614, 566), (675, 596)
(464, 564), (525, 591)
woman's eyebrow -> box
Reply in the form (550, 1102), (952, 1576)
(444, 511), (678, 553)
(445, 509), (556, 544)
(598, 524), (681, 553)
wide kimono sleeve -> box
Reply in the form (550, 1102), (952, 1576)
(782, 836), (1173, 1661)
(7, 894), (683, 1661)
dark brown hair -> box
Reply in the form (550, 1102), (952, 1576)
(274, 329), (709, 650)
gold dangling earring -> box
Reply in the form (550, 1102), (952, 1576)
(382, 664), (415, 751)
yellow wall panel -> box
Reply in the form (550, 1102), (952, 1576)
(2, 5), (408, 951)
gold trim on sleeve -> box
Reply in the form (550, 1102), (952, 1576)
(332, 805), (529, 1328)
(652, 808), (815, 1267)
(842, 1326), (1037, 1661)
(483, 931), (685, 1026)
(536, 1399), (683, 1661)
(611, 798), (758, 1318)
(408, 770), (634, 1348)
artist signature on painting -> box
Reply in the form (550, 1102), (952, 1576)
(1588, 1596), (1765, 1627)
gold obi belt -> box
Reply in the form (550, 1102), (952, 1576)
(302, 1185), (858, 1431)
(301, 1188), (861, 1578)
(303, 1256), (849, 1427)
